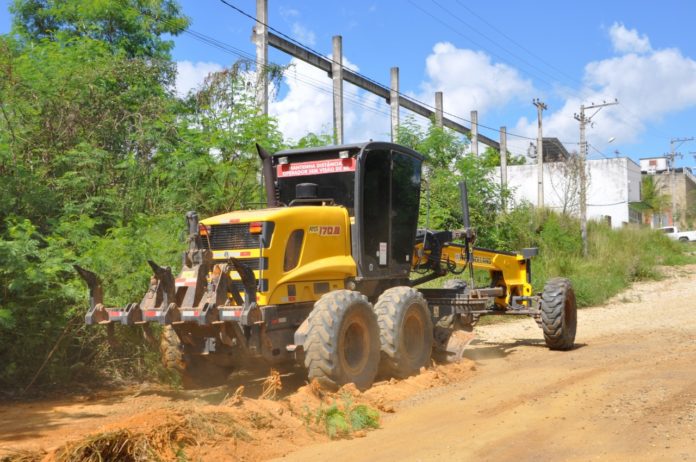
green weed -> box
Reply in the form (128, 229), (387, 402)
(305, 393), (380, 439)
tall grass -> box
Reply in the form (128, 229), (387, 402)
(502, 209), (696, 307)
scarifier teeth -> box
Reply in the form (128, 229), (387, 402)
(147, 260), (162, 274)
(73, 265), (100, 288)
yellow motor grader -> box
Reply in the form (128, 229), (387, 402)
(76, 142), (576, 390)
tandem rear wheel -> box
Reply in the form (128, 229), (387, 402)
(374, 287), (433, 378)
(304, 290), (381, 391)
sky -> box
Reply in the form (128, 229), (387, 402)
(2, 0), (696, 167)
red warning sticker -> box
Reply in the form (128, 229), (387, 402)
(277, 158), (356, 178)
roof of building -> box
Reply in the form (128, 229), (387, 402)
(542, 137), (570, 162)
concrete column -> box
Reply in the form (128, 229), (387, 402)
(500, 126), (507, 211)
(254, 0), (268, 115)
(332, 35), (343, 145)
(471, 110), (479, 156)
(435, 92), (444, 127)
(390, 67), (400, 142)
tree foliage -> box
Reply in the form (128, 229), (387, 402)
(0, 0), (285, 392)
(480, 146), (526, 167)
(396, 117), (515, 248)
(10, 0), (189, 59)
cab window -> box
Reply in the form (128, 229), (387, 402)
(284, 229), (304, 271)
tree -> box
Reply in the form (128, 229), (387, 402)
(480, 146), (526, 167)
(0, 1), (192, 391)
(395, 118), (513, 248)
(152, 64), (284, 215)
(10, 0), (189, 59)
(0, 35), (177, 231)
(547, 151), (583, 215)
(641, 175), (671, 226)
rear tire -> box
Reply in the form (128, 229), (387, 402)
(304, 290), (380, 391)
(540, 278), (577, 350)
(375, 287), (433, 378)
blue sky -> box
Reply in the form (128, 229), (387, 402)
(2, 0), (696, 166)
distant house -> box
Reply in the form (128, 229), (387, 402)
(639, 156), (696, 228)
(494, 156), (643, 228)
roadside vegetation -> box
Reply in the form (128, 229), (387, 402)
(0, 0), (692, 396)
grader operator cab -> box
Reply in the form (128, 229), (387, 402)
(76, 142), (577, 390)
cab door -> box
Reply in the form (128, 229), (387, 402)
(358, 148), (422, 279)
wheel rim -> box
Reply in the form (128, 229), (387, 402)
(339, 312), (370, 376)
(403, 305), (425, 361)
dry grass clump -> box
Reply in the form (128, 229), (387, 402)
(0, 449), (47, 462)
(260, 369), (282, 400)
(4, 408), (249, 462)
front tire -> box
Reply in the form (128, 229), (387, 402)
(375, 287), (433, 378)
(304, 290), (380, 390)
(540, 278), (577, 350)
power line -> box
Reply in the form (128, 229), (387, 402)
(453, 0), (582, 88)
(426, 0), (569, 89)
(136, 7), (391, 120)
(214, 0), (625, 150)
(216, 0), (540, 143)
(423, 2), (667, 144)
(587, 143), (610, 159)
(184, 29), (392, 119)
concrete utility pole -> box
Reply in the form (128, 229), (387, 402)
(254, 0), (268, 115)
(669, 137), (695, 225)
(268, 31), (501, 149)
(533, 98), (547, 208)
(471, 111), (479, 155)
(574, 99), (618, 257)
(332, 35), (344, 144)
(390, 67), (399, 142)
(435, 92), (444, 127)
(500, 126), (508, 211)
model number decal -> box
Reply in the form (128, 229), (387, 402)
(309, 225), (341, 236)
(473, 256), (492, 265)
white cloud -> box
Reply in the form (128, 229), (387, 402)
(513, 27), (696, 154)
(609, 22), (651, 54)
(291, 23), (316, 47)
(278, 6), (299, 19)
(417, 42), (534, 115)
(175, 61), (223, 97)
(269, 58), (390, 143)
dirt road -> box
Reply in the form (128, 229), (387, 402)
(279, 266), (696, 462)
(1, 266), (695, 461)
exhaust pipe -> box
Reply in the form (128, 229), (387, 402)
(256, 143), (277, 207)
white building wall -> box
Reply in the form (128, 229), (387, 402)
(494, 158), (641, 228)
(640, 157), (668, 173)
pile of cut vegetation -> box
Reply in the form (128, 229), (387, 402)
(0, 358), (479, 462)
